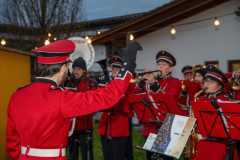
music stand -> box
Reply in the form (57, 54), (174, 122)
(191, 101), (240, 160)
(101, 95), (129, 114)
(81, 79), (99, 160)
(127, 93), (183, 124)
(127, 93), (183, 159)
(99, 93), (130, 160)
(184, 81), (202, 101)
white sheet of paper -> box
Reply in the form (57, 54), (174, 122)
(164, 115), (189, 156)
(143, 133), (157, 150)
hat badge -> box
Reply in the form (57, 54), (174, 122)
(210, 66), (212, 69)
(162, 51), (164, 54)
(115, 57), (117, 60)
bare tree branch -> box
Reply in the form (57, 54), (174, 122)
(0, 0), (86, 51)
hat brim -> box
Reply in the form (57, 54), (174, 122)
(204, 75), (222, 83)
(157, 59), (172, 66)
(111, 64), (121, 68)
(183, 71), (192, 74)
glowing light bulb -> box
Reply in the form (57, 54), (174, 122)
(214, 18), (220, 26)
(171, 26), (176, 34)
(35, 47), (37, 49)
(87, 39), (91, 44)
(45, 39), (50, 45)
(48, 32), (51, 37)
(1, 39), (6, 45)
(97, 31), (101, 34)
(54, 37), (57, 41)
(130, 34), (134, 41)
(85, 36), (89, 40)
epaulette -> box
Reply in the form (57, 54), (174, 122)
(16, 84), (31, 91)
(50, 86), (65, 91)
(224, 95), (232, 101)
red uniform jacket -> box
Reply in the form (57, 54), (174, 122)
(6, 73), (131, 160)
(178, 91), (190, 116)
(178, 92), (187, 106)
(138, 74), (184, 136)
(74, 78), (94, 130)
(192, 92), (238, 160)
(98, 82), (136, 137)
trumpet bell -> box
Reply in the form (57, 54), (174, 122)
(181, 80), (186, 91)
(231, 80), (240, 91)
(130, 71), (140, 83)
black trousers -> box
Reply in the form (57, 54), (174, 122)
(68, 132), (77, 160)
(236, 142), (240, 160)
(144, 136), (174, 160)
(125, 118), (134, 160)
(68, 130), (93, 160)
(101, 135), (129, 160)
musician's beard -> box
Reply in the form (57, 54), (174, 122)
(60, 70), (68, 86)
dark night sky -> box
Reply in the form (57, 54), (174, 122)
(85, 0), (172, 20)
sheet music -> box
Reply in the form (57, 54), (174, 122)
(150, 114), (189, 157)
(143, 133), (157, 150)
(164, 115), (189, 156)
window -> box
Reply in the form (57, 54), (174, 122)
(228, 60), (240, 73)
(205, 61), (219, 67)
(106, 46), (126, 66)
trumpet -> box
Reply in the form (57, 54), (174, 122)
(130, 70), (162, 83)
(181, 80), (186, 92)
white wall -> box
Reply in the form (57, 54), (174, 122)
(135, 0), (240, 80)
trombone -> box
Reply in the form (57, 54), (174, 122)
(130, 70), (162, 83)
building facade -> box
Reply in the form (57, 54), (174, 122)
(91, 0), (240, 79)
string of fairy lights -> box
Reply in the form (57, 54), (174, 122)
(85, 12), (235, 43)
(0, 12), (236, 47)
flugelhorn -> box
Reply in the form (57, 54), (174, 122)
(130, 70), (162, 83)
(231, 77), (240, 91)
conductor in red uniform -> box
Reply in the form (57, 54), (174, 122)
(6, 39), (142, 160)
(137, 50), (183, 160)
(98, 56), (137, 160)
